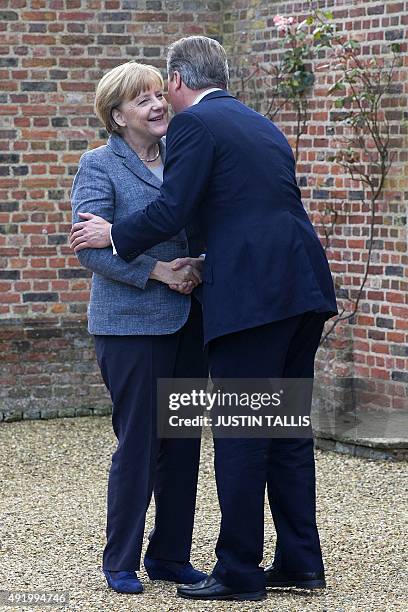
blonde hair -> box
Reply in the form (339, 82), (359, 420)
(94, 61), (164, 133)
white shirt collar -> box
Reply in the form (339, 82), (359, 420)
(192, 88), (223, 105)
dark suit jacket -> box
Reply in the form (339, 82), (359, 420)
(111, 90), (338, 344)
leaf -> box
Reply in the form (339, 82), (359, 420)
(302, 72), (315, 87)
(324, 11), (334, 19)
(390, 42), (401, 53)
(328, 81), (346, 93)
(306, 15), (314, 25)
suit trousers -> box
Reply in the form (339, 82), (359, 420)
(209, 311), (326, 592)
(94, 298), (207, 571)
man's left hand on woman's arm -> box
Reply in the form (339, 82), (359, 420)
(70, 212), (112, 251)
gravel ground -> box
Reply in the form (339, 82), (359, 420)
(0, 416), (407, 612)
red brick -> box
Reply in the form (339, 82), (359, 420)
(391, 306), (408, 318)
(370, 368), (390, 380)
(58, 11), (95, 20)
(22, 34), (56, 44)
(372, 343), (389, 354)
(1, 293), (21, 303)
(60, 82), (95, 91)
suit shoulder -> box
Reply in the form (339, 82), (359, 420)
(167, 109), (215, 139)
(170, 107), (205, 124)
(79, 144), (110, 166)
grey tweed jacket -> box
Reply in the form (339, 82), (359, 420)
(71, 133), (202, 335)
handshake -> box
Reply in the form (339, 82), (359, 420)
(149, 257), (204, 295)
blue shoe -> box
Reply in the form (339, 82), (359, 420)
(103, 569), (143, 594)
(144, 556), (207, 584)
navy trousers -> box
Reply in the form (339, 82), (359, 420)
(94, 298), (207, 571)
(209, 311), (326, 591)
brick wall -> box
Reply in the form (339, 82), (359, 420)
(1, 0), (407, 423)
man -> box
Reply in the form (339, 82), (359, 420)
(71, 36), (338, 602)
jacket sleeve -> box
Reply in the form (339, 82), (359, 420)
(71, 153), (157, 290)
(111, 111), (216, 262)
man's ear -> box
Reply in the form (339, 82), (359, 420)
(172, 71), (183, 91)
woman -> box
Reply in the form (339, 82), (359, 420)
(70, 61), (207, 595)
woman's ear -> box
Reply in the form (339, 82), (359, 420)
(111, 107), (126, 128)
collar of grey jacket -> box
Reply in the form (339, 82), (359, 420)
(107, 132), (165, 190)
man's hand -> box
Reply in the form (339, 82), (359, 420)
(70, 213), (112, 251)
(169, 257), (204, 295)
(171, 256), (204, 273)
(150, 257), (203, 295)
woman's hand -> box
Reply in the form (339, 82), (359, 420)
(149, 258), (202, 294)
(168, 257), (204, 294)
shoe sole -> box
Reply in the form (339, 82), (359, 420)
(177, 591), (267, 601)
(267, 579), (326, 589)
(105, 584), (143, 594)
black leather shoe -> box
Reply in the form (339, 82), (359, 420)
(177, 575), (267, 601)
(264, 564), (326, 589)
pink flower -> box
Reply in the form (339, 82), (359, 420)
(273, 15), (285, 26)
(273, 14), (295, 32)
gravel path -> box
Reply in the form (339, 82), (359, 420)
(0, 416), (406, 612)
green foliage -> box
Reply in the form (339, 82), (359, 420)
(275, 10), (335, 101)
(328, 40), (402, 188)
